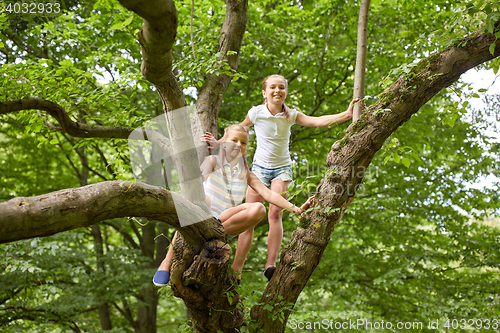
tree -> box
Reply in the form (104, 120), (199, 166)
(1, 0), (499, 332)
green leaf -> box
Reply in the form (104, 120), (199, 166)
(263, 304), (273, 312)
(490, 42), (496, 56)
(401, 157), (411, 168)
(59, 59), (72, 68)
(122, 16), (134, 27)
(109, 17), (133, 31)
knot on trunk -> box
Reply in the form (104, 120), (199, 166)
(183, 239), (232, 289)
(204, 241), (230, 262)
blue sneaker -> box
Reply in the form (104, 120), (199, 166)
(153, 270), (170, 287)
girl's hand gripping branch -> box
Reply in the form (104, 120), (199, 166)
(345, 98), (358, 119)
(289, 195), (316, 216)
(201, 132), (220, 150)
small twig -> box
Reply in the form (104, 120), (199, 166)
(130, 217), (149, 227)
(154, 233), (173, 245)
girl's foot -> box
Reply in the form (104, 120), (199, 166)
(153, 269), (170, 287)
(264, 266), (276, 281)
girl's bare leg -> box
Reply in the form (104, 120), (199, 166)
(219, 202), (266, 237)
(266, 179), (290, 270)
(232, 228), (254, 277)
(232, 187), (265, 274)
(158, 232), (177, 271)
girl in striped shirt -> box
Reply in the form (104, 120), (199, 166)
(153, 124), (314, 286)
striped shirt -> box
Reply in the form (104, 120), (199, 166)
(203, 156), (247, 218)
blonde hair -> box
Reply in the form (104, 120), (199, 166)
(222, 124), (250, 140)
(218, 124), (250, 179)
(262, 74), (291, 120)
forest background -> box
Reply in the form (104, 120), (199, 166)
(0, 0), (500, 332)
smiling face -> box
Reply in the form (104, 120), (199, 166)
(262, 75), (287, 105)
(222, 129), (249, 162)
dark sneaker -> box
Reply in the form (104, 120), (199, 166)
(264, 266), (276, 281)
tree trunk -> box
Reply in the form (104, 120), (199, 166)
(136, 222), (159, 333)
(92, 224), (113, 331)
(173, 239), (244, 332)
(163, 107), (209, 216)
(353, 0), (370, 122)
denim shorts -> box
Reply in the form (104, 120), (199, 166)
(251, 164), (293, 188)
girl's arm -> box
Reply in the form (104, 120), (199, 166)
(247, 172), (312, 215)
(240, 115), (253, 127)
(200, 156), (216, 181)
(295, 98), (359, 128)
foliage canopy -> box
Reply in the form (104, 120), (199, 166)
(1, 0), (499, 332)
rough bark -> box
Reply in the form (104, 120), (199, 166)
(175, 239), (244, 332)
(250, 25), (500, 332)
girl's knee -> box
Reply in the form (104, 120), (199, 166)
(268, 205), (283, 220)
(250, 202), (266, 220)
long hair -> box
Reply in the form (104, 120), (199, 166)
(262, 74), (291, 121)
(217, 124), (250, 180)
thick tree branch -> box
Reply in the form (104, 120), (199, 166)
(1, 179), (236, 328)
(0, 98), (133, 139)
(117, 0), (186, 110)
(0, 180), (222, 245)
(117, 0), (176, 84)
(252, 24), (500, 331)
